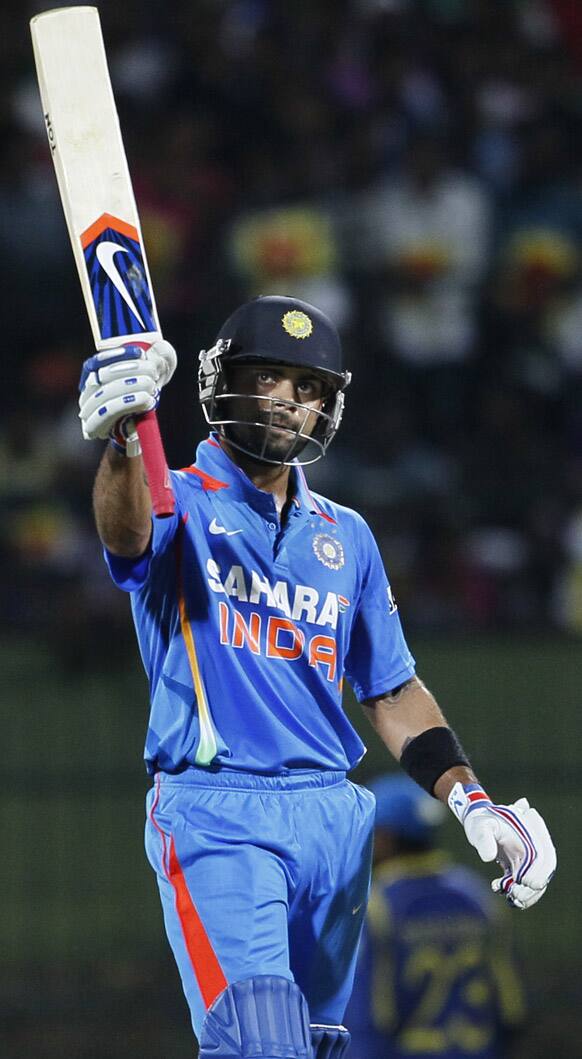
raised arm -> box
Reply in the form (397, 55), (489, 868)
(93, 445), (152, 556)
(78, 339), (177, 556)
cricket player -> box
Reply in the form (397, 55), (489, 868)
(345, 773), (527, 1058)
(79, 295), (556, 1059)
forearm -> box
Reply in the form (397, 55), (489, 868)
(361, 676), (478, 801)
(431, 765), (478, 801)
(363, 683), (555, 909)
(362, 676), (445, 755)
(93, 444), (152, 556)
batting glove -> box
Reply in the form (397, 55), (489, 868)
(78, 340), (177, 453)
(448, 783), (556, 910)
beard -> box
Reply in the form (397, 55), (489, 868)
(223, 418), (312, 464)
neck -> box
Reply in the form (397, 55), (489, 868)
(219, 437), (292, 514)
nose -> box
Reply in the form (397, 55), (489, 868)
(272, 377), (298, 406)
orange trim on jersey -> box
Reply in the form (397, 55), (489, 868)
(295, 465), (337, 523)
(80, 212), (140, 248)
(179, 466), (229, 491)
(168, 835), (228, 1009)
(175, 518), (218, 763)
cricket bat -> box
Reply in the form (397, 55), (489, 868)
(30, 6), (175, 517)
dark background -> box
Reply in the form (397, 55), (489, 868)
(2, 0), (581, 1055)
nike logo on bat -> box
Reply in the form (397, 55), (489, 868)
(209, 518), (242, 537)
(96, 241), (145, 328)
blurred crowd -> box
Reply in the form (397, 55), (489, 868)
(3, 0), (582, 667)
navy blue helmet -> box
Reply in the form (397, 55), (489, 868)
(198, 295), (351, 465)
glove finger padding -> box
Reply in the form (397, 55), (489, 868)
(78, 340), (177, 441)
(448, 782), (556, 909)
(81, 373), (158, 417)
(79, 347), (142, 392)
(82, 357), (159, 391)
(513, 805), (557, 889)
(81, 389), (157, 440)
(492, 876), (548, 910)
(150, 338), (177, 387)
(489, 801), (556, 889)
(80, 341), (177, 388)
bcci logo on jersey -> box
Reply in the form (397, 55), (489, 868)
(313, 533), (345, 570)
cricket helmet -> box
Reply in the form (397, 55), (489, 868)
(368, 773), (446, 844)
(198, 295), (351, 465)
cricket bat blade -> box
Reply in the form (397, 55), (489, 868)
(30, 6), (175, 516)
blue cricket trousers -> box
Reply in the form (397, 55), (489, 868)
(145, 767), (375, 1037)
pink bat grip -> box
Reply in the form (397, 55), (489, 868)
(135, 410), (175, 517)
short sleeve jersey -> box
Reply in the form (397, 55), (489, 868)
(105, 436), (415, 775)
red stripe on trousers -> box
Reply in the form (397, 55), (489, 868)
(168, 835), (228, 1009)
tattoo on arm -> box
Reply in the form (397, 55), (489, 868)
(379, 675), (425, 706)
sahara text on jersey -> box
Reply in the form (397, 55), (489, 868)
(207, 559), (347, 681)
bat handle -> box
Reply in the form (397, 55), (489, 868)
(135, 410), (175, 518)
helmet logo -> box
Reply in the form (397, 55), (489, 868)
(282, 309), (313, 339)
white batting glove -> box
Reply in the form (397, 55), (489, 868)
(78, 340), (177, 453)
(448, 783), (556, 910)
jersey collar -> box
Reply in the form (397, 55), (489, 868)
(189, 434), (332, 521)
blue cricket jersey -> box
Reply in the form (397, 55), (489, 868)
(106, 435), (415, 775)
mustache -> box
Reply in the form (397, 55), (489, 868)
(256, 412), (299, 430)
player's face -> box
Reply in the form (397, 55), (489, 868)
(225, 363), (327, 463)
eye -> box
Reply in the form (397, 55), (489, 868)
(256, 370), (278, 386)
(297, 377), (323, 398)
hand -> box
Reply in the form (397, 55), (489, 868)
(448, 783), (556, 910)
(78, 340), (177, 447)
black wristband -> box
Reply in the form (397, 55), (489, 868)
(400, 726), (471, 796)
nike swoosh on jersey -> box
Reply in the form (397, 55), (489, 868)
(209, 518), (242, 537)
(96, 241), (146, 328)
